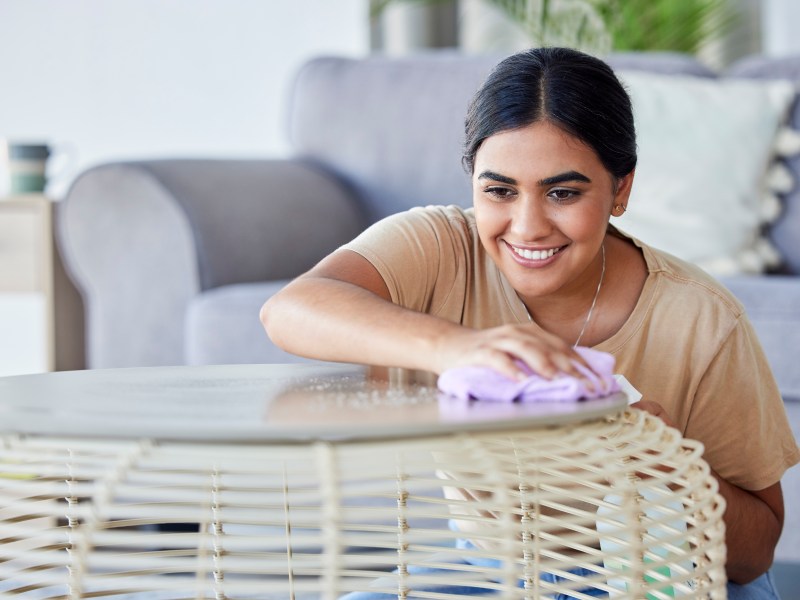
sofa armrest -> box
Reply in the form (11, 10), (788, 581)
(58, 159), (366, 368)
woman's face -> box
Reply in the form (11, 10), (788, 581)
(472, 120), (633, 302)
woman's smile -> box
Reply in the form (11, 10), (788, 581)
(505, 241), (568, 267)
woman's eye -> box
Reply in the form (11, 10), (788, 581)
(549, 188), (579, 202)
(484, 186), (515, 199)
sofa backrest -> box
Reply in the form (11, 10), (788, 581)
(288, 52), (495, 222)
(289, 51), (800, 274)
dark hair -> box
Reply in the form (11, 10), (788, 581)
(463, 47), (637, 180)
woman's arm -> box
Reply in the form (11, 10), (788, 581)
(633, 400), (784, 584)
(261, 249), (587, 380)
(261, 249), (461, 373)
(714, 475), (783, 584)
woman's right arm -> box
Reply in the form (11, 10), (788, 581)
(261, 249), (585, 379)
(261, 249), (465, 373)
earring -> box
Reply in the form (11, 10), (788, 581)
(613, 204), (627, 216)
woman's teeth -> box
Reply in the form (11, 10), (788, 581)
(512, 246), (561, 260)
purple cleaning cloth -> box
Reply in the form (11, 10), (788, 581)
(437, 347), (620, 402)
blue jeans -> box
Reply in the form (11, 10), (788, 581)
(728, 570), (782, 599)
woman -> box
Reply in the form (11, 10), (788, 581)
(262, 47), (798, 598)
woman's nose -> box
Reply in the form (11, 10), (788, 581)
(510, 197), (552, 240)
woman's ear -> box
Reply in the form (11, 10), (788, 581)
(611, 170), (634, 217)
(615, 170), (635, 204)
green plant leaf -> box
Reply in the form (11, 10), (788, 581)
(598, 0), (736, 53)
(371, 0), (738, 56)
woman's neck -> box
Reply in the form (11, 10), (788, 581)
(521, 235), (646, 346)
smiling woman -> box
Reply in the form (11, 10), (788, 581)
(470, 121), (640, 349)
(261, 47), (799, 598)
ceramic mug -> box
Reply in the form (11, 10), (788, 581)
(0, 141), (60, 195)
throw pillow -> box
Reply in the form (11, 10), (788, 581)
(615, 70), (799, 276)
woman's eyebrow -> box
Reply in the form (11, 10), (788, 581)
(477, 170), (517, 185)
(539, 170), (591, 185)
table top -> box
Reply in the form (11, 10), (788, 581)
(0, 363), (627, 442)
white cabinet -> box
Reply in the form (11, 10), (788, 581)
(0, 196), (56, 376)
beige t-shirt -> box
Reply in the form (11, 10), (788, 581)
(343, 204), (800, 491)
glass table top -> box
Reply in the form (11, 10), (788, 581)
(0, 363), (627, 442)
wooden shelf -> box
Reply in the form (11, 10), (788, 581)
(0, 195), (84, 376)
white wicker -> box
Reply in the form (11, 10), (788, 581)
(0, 365), (727, 599)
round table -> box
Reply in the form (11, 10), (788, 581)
(0, 364), (727, 599)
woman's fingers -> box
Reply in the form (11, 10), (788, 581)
(498, 326), (600, 384)
(476, 347), (532, 381)
(480, 328), (568, 379)
(440, 324), (602, 384)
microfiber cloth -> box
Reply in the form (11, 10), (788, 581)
(437, 347), (620, 402)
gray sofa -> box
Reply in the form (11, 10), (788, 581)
(57, 51), (800, 565)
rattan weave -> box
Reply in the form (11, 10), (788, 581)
(0, 365), (726, 599)
(0, 414), (727, 598)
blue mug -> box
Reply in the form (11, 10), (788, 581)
(2, 141), (52, 194)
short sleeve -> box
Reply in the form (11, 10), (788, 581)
(341, 206), (472, 316)
(686, 315), (800, 491)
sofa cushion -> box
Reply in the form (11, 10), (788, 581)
(722, 275), (800, 401)
(616, 71), (797, 276)
(727, 55), (800, 275)
(185, 282), (322, 366)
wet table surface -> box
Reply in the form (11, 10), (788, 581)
(0, 363), (627, 442)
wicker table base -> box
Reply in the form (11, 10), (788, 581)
(0, 364), (727, 599)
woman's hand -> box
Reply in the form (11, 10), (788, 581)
(433, 323), (596, 381)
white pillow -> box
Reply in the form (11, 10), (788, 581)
(616, 71), (799, 276)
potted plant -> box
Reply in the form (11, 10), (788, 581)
(371, 0), (736, 57)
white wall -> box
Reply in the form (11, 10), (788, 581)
(0, 0), (369, 198)
(762, 0), (800, 57)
